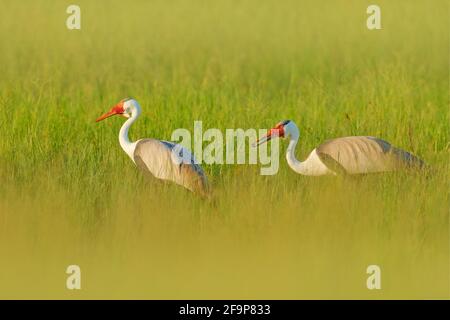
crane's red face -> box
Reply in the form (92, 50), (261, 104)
(255, 120), (290, 146)
(95, 100), (127, 122)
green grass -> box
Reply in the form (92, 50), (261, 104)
(0, 0), (448, 299)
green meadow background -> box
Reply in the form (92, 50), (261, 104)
(0, 0), (448, 299)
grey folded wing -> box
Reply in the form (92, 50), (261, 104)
(316, 136), (424, 174)
(133, 139), (208, 194)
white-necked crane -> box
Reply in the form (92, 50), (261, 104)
(255, 120), (425, 176)
(96, 98), (209, 195)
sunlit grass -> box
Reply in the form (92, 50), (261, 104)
(0, 0), (448, 299)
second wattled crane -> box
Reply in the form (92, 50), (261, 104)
(255, 120), (425, 176)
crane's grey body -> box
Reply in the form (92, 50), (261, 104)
(257, 120), (425, 176)
(96, 98), (209, 196)
(315, 136), (424, 175)
(133, 139), (208, 195)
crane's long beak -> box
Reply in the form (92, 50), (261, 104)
(96, 103), (126, 122)
(253, 129), (280, 147)
(253, 134), (272, 147)
(95, 110), (118, 122)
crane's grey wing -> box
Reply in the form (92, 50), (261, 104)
(313, 152), (348, 176)
(133, 139), (208, 194)
(161, 140), (209, 194)
(316, 136), (423, 174)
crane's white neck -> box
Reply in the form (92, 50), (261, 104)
(285, 134), (334, 176)
(282, 122), (308, 175)
(286, 138), (310, 175)
(119, 110), (140, 161)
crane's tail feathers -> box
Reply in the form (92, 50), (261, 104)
(391, 147), (427, 170)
